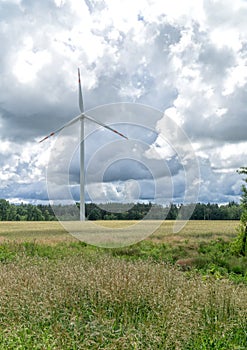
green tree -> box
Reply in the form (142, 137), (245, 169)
(104, 213), (117, 220)
(0, 199), (12, 220)
(167, 203), (178, 219)
(88, 208), (102, 220)
(232, 167), (247, 256)
(16, 204), (28, 220)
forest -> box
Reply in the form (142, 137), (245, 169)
(0, 199), (242, 221)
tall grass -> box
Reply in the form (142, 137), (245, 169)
(0, 244), (246, 349)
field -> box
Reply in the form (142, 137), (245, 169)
(0, 220), (239, 244)
(0, 221), (246, 349)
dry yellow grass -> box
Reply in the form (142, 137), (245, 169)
(150, 220), (238, 245)
(0, 220), (238, 246)
(0, 221), (73, 244)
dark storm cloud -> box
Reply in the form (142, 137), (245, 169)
(0, 181), (48, 202)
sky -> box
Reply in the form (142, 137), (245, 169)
(0, 0), (247, 206)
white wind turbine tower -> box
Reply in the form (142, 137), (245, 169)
(39, 68), (128, 221)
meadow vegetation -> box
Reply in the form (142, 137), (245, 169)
(0, 221), (246, 349)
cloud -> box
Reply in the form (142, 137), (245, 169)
(0, 0), (246, 205)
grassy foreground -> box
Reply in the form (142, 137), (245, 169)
(0, 221), (246, 349)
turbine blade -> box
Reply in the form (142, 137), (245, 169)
(83, 114), (128, 140)
(78, 68), (84, 113)
(39, 115), (81, 143)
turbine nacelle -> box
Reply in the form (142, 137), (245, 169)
(39, 69), (128, 143)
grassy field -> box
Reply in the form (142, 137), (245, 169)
(0, 220), (246, 349)
(0, 220), (239, 244)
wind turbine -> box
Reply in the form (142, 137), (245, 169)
(39, 68), (128, 221)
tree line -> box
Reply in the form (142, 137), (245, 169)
(0, 199), (242, 221)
